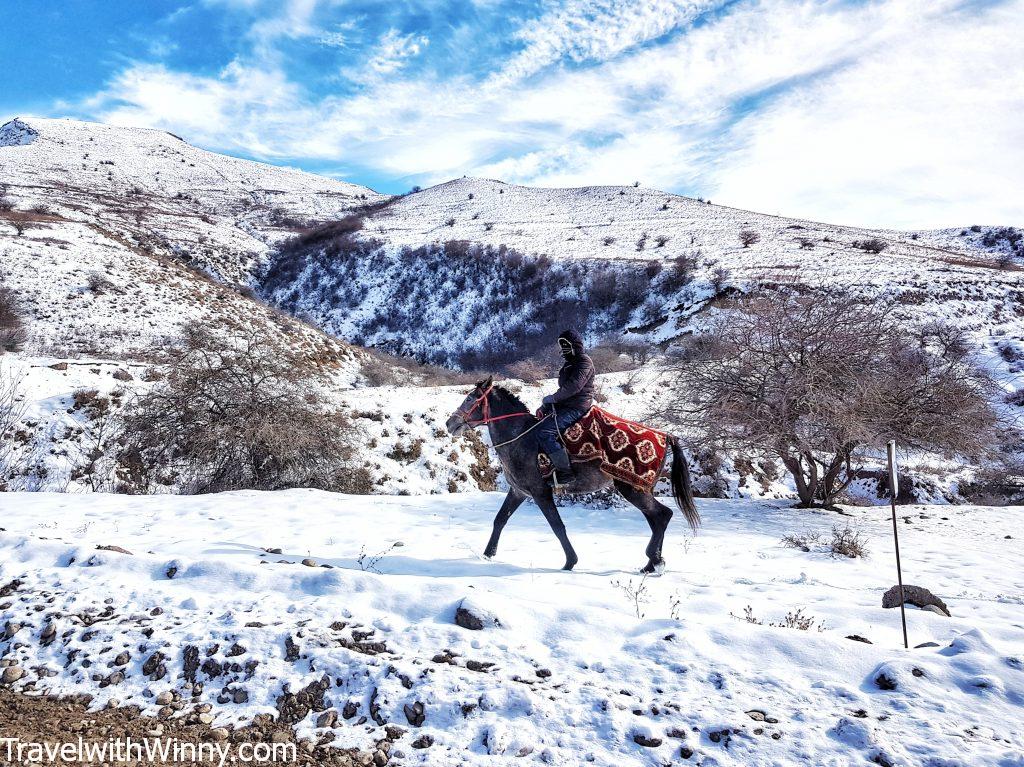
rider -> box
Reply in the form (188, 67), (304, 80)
(536, 329), (596, 486)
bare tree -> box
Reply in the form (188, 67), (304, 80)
(120, 323), (358, 494)
(739, 230), (761, 248)
(662, 291), (999, 508)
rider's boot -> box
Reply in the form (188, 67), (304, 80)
(548, 445), (575, 487)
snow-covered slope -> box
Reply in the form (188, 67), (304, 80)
(0, 116), (385, 283)
(1, 491), (1021, 765)
(264, 176), (1024, 380)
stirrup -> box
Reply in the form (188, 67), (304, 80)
(550, 468), (575, 488)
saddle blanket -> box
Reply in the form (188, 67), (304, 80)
(539, 406), (670, 493)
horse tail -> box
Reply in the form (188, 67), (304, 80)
(669, 436), (700, 531)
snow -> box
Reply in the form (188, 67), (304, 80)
(1, 491), (1022, 765)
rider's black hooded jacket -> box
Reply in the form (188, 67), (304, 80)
(543, 329), (595, 412)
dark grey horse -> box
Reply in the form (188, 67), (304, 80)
(445, 377), (699, 573)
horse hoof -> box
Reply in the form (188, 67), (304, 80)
(640, 562), (665, 576)
(562, 560), (577, 571)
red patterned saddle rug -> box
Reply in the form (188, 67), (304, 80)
(538, 406), (670, 493)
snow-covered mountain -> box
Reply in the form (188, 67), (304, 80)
(1, 116), (384, 284)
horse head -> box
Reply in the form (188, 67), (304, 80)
(445, 375), (493, 437)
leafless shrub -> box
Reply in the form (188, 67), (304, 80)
(829, 525), (868, 558)
(852, 238), (888, 254)
(612, 574), (651, 618)
(797, 237), (816, 250)
(120, 323), (358, 494)
(733, 605), (824, 631)
(662, 291), (1000, 508)
(0, 366), (26, 487)
(654, 234), (670, 247)
(602, 235), (616, 246)
(445, 217), (456, 227)
(739, 230), (761, 248)
(504, 358), (548, 385)
(86, 272), (117, 294)
(0, 197), (14, 212)
(0, 276), (26, 353)
(710, 266), (731, 294)
(781, 531), (823, 552)
(356, 541), (404, 573)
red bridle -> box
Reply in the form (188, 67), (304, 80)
(459, 383), (533, 427)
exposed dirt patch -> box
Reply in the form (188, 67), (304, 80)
(0, 689), (389, 766)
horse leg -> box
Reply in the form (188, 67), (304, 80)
(534, 490), (579, 571)
(615, 481), (673, 573)
(483, 490), (526, 559)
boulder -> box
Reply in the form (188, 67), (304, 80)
(882, 585), (950, 616)
(454, 598), (501, 631)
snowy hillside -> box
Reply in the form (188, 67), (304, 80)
(1, 491), (1021, 765)
(263, 177), (1024, 381)
(0, 116), (385, 284)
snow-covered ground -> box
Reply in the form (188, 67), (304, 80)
(1, 491), (1021, 766)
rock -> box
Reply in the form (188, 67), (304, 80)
(915, 641), (940, 649)
(182, 645), (200, 683)
(454, 598), (500, 631)
(209, 728), (229, 742)
(466, 660), (494, 672)
(846, 635), (872, 644)
(96, 544), (133, 555)
(745, 710), (766, 721)
(882, 585), (950, 616)
(316, 710), (339, 729)
(271, 730), (291, 744)
(680, 746), (694, 759)
(106, 671), (125, 686)
(342, 701), (358, 719)
(301, 558), (317, 567)
(155, 691), (174, 706)
(198, 713), (215, 725)
(922, 605), (948, 616)
(633, 734), (662, 747)
(147, 725), (164, 737)
(166, 566), (178, 579)
(1, 666), (25, 684)
(40, 623), (57, 645)
(411, 735), (433, 749)
(3, 621), (22, 639)
(226, 643), (247, 657)
(403, 701), (425, 727)
(232, 688), (248, 704)
(384, 725), (406, 741)
(142, 652), (164, 677)
(285, 635), (300, 662)
(112, 369), (133, 381)
(266, 548), (283, 555)
(49, 362), (68, 371)
(666, 727), (687, 740)
(536, 668), (552, 679)
(112, 651), (130, 666)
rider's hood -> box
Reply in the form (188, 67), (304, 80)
(558, 329), (585, 356)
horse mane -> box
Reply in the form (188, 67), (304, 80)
(488, 383), (533, 415)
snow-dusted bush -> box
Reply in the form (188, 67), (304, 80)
(739, 230), (760, 247)
(120, 323), (359, 494)
(852, 238), (888, 254)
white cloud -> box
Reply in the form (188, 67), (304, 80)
(78, 0), (1024, 227)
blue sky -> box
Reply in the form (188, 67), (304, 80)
(3, 0), (1023, 228)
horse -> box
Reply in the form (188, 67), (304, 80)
(445, 376), (699, 573)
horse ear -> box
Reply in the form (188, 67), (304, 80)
(482, 375), (493, 389)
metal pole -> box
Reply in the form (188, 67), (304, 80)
(887, 440), (909, 650)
